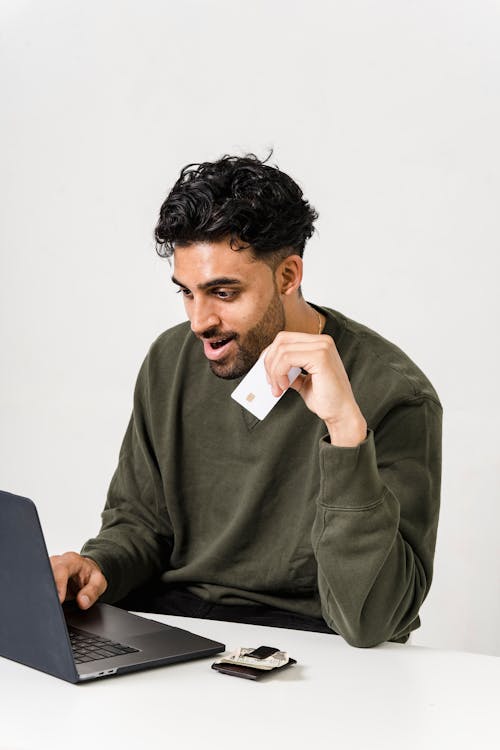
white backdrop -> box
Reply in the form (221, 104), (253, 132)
(1, 0), (499, 657)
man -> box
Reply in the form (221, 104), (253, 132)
(50, 153), (442, 647)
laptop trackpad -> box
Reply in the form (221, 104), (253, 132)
(127, 627), (222, 656)
(64, 602), (171, 638)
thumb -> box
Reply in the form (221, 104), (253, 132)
(76, 566), (107, 610)
(76, 587), (95, 610)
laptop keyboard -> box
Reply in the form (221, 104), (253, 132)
(68, 626), (140, 664)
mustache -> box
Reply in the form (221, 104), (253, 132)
(199, 328), (238, 340)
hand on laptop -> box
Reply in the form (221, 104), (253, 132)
(50, 552), (108, 609)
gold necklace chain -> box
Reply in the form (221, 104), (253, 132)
(317, 309), (323, 335)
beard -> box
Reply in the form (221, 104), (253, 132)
(206, 288), (286, 380)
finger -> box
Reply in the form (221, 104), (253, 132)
(289, 373), (308, 394)
(264, 344), (301, 394)
(268, 343), (326, 395)
(76, 565), (107, 610)
(50, 555), (71, 603)
(263, 334), (313, 383)
(272, 331), (324, 345)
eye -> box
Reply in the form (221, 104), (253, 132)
(176, 288), (192, 298)
(214, 289), (237, 299)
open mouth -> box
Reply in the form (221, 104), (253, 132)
(210, 336), (234, 349)
(202, 335), (236, 361)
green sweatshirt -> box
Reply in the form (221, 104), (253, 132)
(81, 305), (442, 647)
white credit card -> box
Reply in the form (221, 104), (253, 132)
(231, 354), (301, 421)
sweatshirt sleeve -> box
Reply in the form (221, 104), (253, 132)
(311, 395), (442, 647)
(80, 356), (173, 604)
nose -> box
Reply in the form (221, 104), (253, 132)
(189, 297), (221, 336)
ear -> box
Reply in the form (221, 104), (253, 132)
(275, 254), (303, 296)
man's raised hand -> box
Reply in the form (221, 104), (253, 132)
(263, 330), (367, 447)
(50, 552), (108, 609)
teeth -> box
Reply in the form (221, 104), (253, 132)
(210, 337), (231, 349)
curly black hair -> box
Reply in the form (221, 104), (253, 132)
(154, 150), (318, 266)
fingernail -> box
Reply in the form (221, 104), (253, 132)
(80, 595), (90, 608)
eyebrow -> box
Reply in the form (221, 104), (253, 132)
(171, 276), (242, 290)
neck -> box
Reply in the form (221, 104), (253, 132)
(284, 296), (324, 335)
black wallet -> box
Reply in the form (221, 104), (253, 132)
(211, 645), (297, 681)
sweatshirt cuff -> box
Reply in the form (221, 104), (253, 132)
(80, 543), (123, 604)
(318, 428), (386, 510)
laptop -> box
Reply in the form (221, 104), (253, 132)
(0, 490), (225, 683)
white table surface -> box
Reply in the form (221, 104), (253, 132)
(0, 612), (497, 750)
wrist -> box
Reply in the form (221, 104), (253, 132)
(325, 411), (368, 447)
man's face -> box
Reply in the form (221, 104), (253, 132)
(172, 239), (285, 379)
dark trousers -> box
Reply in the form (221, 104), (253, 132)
(115, 580), (337, 635)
